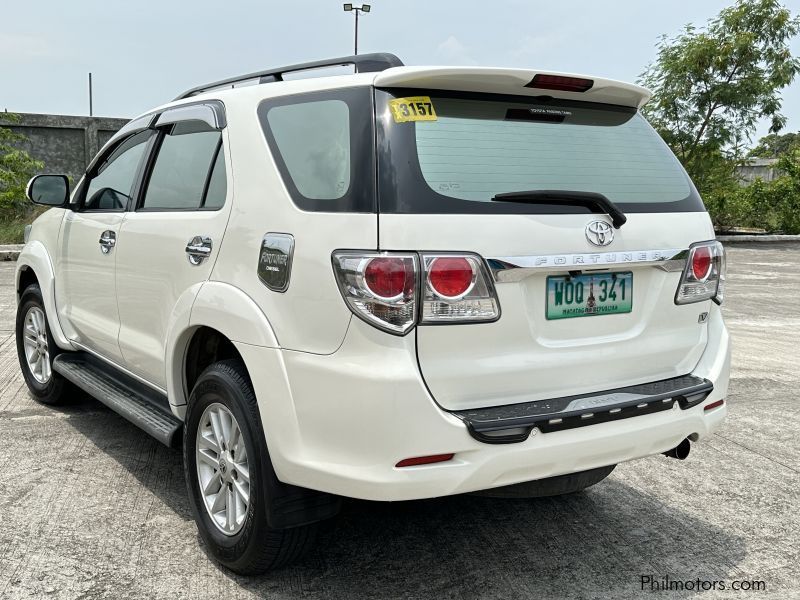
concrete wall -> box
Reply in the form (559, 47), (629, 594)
(4, 113), (129, 183)
(736, 158), (779, 185)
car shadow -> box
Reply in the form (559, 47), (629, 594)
(62, 397), (747, 600)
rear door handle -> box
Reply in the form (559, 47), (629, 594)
(185, 236), (213, 265)
(99, 230), (116, 254)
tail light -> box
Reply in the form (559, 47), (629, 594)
(332, 251), (500, 335)
(675, 241), (725, 305)
(421, 254), (500, 323)
(332, 252), (418, 335)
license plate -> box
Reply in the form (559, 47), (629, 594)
(546, 272), (633, 320)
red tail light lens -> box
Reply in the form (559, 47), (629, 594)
(526, 74), (594, 92)
(365, 257), (414, 299)
(333, 251), (501, 333)
(691, 246), (712, 281)
(332, 252), (418, 335)
(675, 241), (725, 305)
(428, 257), (475, 298)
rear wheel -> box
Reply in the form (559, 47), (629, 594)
(16, 284), (71, 405)
(474, 465), (616, 499)
(184, 359), (318, 574)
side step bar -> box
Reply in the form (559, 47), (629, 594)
(451, 375), (713, 444)
(53, 353), (182, 447)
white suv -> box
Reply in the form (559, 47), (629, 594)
(16, 53), (730, 573)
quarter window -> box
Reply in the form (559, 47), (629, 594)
(266, 99), (351, 200)
(141, 121), (222, 211)
(84, 131), (152, 211)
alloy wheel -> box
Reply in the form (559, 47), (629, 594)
(22, 306), (51, 384)
(196, 402), (251, 535)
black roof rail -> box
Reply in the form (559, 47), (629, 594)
(174, 52), (404, 101)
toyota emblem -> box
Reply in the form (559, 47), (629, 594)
(585, 220), (614, 246)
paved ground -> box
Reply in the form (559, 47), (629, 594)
(0, 244), (797, 600)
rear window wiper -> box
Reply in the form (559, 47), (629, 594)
(491, 190), (627, 228)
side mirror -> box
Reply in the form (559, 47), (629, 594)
(26, 174), (70, 207)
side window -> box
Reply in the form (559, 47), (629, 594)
(256, 87), (375, 213)
(141, 121), (222, 211)
(203, 146), (227, 210)
(84, 131), (152, 211)
(265, 100), (350, 200)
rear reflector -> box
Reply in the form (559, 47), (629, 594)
(704, 399), (725, 411)
(526, 74), (594, 92)
(395, 453), (454, 468)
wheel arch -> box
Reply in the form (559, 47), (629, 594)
(166, 281), (279, 413)
(15, 242), (73, 349)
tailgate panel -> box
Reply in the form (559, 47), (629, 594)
(380, 212), (715, 411)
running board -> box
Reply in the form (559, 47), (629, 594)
(52, 353), (182, 447)
(451, 375), (713, 444)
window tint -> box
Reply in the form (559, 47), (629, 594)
(84, 131), (152, 211)
(414, 100), (689, 204)
(141, 121), (221, 210)
(203, 146), (227, 209)
(266, 100), (350, 200)
(375, 89), (705, 215)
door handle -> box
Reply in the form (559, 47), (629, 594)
(99, 230), (116, 254)
(185, 236), (213, 266)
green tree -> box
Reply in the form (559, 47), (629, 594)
(640, 0), (800, 199)
(748, 131), (800, 157)
(0, 113), (44, 217)
(725, 148), (800, 233)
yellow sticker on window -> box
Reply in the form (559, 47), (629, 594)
(389, 96), (438, 123)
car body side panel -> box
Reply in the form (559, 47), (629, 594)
(15, 209), (73, 349)
(209, 93), (377, 355)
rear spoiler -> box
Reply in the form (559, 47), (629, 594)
(373, 66), (651, 109)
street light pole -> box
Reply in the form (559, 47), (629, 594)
(343, 4), (371, 56)
(354, 8), (359, 55)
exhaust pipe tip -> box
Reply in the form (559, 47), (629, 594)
(663, 438), (691, 460)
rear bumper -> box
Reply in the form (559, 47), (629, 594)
(454, 374), (714, 444)
(237, 303), (730, 502)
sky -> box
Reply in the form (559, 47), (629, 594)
(2, 0), (800, 146)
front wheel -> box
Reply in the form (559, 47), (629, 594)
(183, 359), (318, 574)
(16, 283), (71, 405)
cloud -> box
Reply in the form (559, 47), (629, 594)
(436, 35), (477, 65)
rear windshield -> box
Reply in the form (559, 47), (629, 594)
(376, 89), (704, 215)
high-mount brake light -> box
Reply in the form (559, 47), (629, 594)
(526, 74), (594, 93)
(332, 251), (501, 334)
(675, 241), (726, 306)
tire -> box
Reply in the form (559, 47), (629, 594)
(183, 359), (318, 574)
(16, 283), (71, 405)
(474, 465), (616, 499)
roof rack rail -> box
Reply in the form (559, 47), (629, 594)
(174, 52), (404, 101)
